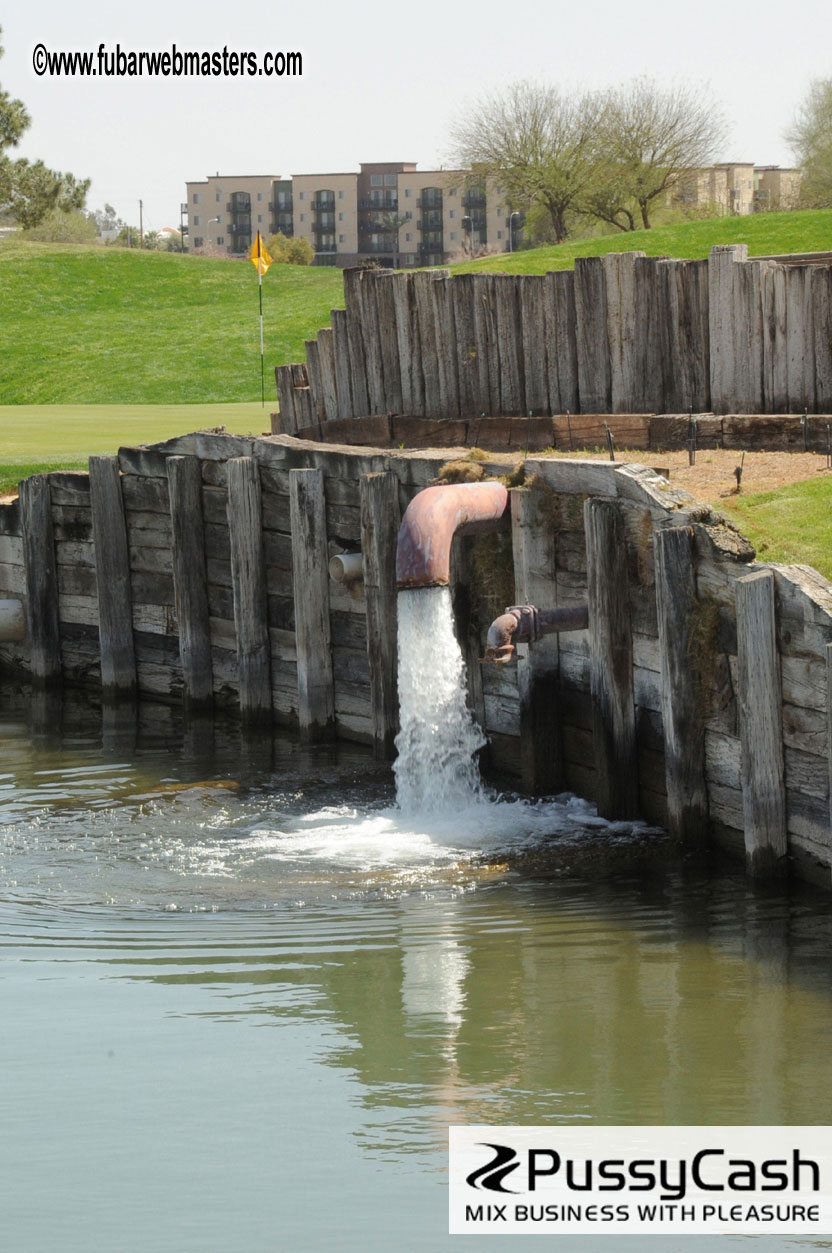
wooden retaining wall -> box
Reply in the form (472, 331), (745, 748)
(2, 431), (832, 886)
(274, 245), (832, 427)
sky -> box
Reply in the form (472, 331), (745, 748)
(1, 0), (830, 232)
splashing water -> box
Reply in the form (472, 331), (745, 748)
(393, 587), (487, 815)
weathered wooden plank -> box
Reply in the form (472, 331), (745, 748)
(227, 457), (272, 723)
(761, 262), (789, 413)
(736, 569), (787, 876)
(511, 487), (562, 793)
(574, 257), (610, 413)
(708, 244), (746, 415)
(431, 274), (460, 417)
(494, 276), (525, 415)
(343, 268), (371, 417)
(313, 327), (339, 422)
(375, 274), (403, 415)
(290, 468), (335, 741)
(357, 271), (387, 415)
(392, 273), (424, 416)
(274, 365), (298, 433)
(330, 309), (355, 421)
(543, 270), (579, 415)
(735, 260), (767, 413)
(603, 252), (645, 413)
(518, 276), (549, 417)
(168, 456), (213, 709)
(654, 525), (707, 846)
(360, 472), (400, 760)
(88, 456), (136, 698)
(451, 273), (478, 418)
(472, 274), (500, 415)
(412, 270), (442, 417)
(304, 338), (325, 422)
(19, 475), (61, 685)
(584, 498), (638, 817)
(786, 265), (816, 412)
(813, 265), (832, 413)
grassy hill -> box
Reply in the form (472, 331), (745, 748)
(452, 208), (832, 274)
(1, 210), (831, 406)
(0, 241), (344, 405)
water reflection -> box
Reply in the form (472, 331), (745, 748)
(3, 686), (832, 1251)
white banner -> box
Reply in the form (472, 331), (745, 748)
(449, 1126), (832, 1236)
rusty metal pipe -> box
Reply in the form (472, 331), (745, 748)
(484, 603), (589, 663)
(395, 482), (509, 589)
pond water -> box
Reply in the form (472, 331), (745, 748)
(2, 682), (832, 1251)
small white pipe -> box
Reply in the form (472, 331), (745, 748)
(0, 599), (25, 642)
(329, 552), (364, 584)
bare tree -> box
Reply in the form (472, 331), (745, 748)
(786, 78), (832, 207)
(450, 81), (601, 243)
(591, 78), (725, 229)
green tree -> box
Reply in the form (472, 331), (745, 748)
(450, 81), (601, 243)
(265, 231), (314, 265)
(787, 78), (832, 207)
(0, 26), (89, 227)
(589, 79), (724, 230)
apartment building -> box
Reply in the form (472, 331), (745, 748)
(185, 162), (521, 265)
(673, 163), (802, 216)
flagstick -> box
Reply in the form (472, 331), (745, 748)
(258, 233), (265, 407)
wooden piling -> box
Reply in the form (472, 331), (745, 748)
(604, 252), (645, 413)
(584, 497), (638, 818)
(519, 276), (549, 417)
(226, 456), (272, 724)
(167, 455), (213, 710)
(89, 455), (136, 698)
(289, 467), (335, 741)
(315, 327), (340, 422)
(654, 525), (707, 846)
(19, 473), (61, 686)
(708, 244), (747, 414)
(736, 568), (787, 876)
(331, 309), (355, 420)
(375, 274), (403, 415)
(360, 472), (400, 759)
(511, 487), (562, 792)
(574, 257), (611, 413)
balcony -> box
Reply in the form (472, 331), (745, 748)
(230, 216), (252, 233)
(361, 239), (398, 253)
(312, 196), (336, 211)
(312, 215), (336, 232)
(314, 240), (337, 254)
(272, 197), (293, 213)
(417, 195), (443, 210)
(359, 195), (398, 210)
(417, 212), (443, 230)
(462, 190), (486, 209)
(227, 196), (251, 213)
(271, 221), (294, 237)
(418, 240), (444, 255)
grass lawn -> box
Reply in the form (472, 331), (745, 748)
(0, 402), (270, 494)
(451, 208), (832, 274)
(0, 241), (344, 405)
(722, 478), (832, 581)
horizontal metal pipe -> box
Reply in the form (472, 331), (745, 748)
(396, 482), (509, 589)
(484, 603), (589, 663)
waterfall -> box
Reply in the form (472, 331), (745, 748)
(393, 587), (486, 815)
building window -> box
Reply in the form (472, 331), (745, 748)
(193, 193), (201, 204)
(405, 211), (412, 220)
(193, 215), (200, 226)
(449, 209), (456, 219)
(339, 234), (346, 243)
(257, 192), (263, 201)
(450, 231), (458, 240)
(449, 187), (457, 197)
(299, 213), (306, 222)
(338, 190), (344, 199)
(405, 188), (412, 198)
(215, 215), (222, 225)
(405, 232), (412, 242)
(193, 237), (203, 248)
(338, 212), (344, 221)
(216, 236), (224, 245)
(299, 191), (305, 200)
(371, 175), (382, 186)
(216, 193), (221, 202)
(384, 174), (396, 186)
(497, 230), (503, 240)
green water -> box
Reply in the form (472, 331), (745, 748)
(2, 687), (832, 1251)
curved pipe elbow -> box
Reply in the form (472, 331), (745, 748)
(396, 482), (509, 589)
(484, 603), (589, 664)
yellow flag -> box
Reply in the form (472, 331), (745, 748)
(249, 232), (273, 276)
